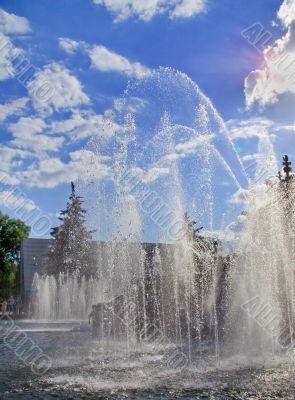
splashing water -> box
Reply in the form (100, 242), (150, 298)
(32, 68), (295, 367)
(227, 177), (295, 360)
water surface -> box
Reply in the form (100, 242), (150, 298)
(1, 321), (294, 399)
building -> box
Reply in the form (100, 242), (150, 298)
(20, 238), (159, 302)
(20, 238), (53, 302)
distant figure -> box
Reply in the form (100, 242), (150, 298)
(1, 300), (7, 315)
(15, 297), (22, 315)
(89, 305), (95, 323)
(89, 305), (98, 337)
(95, 304), (104, 338)
(89, 304), (104, 338)
(7, 296), (15, 314)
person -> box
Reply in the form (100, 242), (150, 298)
(89, 305), (97, 337)
(15, 297), (22, 315)
(89, 304), (104, 338)
(7, 296), (15, 314)
(95, 304), (104, 338)
(1, 300), (7, 315)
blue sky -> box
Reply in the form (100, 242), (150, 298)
(0, 0), (294, 241)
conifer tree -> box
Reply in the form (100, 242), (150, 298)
(46, 182), (96, 278)
(182, 212), (219, 254)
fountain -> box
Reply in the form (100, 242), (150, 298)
(31, 68), (295, 370)
(226, 155), (295, 360)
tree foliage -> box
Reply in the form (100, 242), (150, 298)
(182, 212), (219, 254)
(0, 212), (30, 300)
(45, 183), (96, 278)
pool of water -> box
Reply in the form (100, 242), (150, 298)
(0, 321), (294, 399)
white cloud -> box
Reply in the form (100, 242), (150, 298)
(160, 133), (213, 163)
(222, 214), (247, 243)
(89, 45), (150, 78)
(0, 97), (29, 122)
(174, 134), (213, 153)
(9, 117), (47, 136)
(242, 153), (260, 162)
(19, 150), (110, 189)
(126, 133), (213, 185)
(59, 38), (150, 78)
(229, 185), (274, 212)
(93, 0), (206, 22)
(0, 145), (30, 174)
(113, 96), (148, 113)
(12, 131), (64, 152)
(0, 34), (23, 81)
(0, 8), (30, 34)
(9, 117), (64, 152)
(227, 118), (273, 140)
(28, 63), (90, 114)
(51, 111), (120, 141)
(244, 0), (295, 108)
(170, 0), (206, 19)
(274, 123), (295, 131)
(58, 37), (81, 54)
(226, 118), (279, 185)
(277, 0), (295, 27)
(18, 158), (69, 189)
(145, 166), (170, 182)
(131, 166), (170, 183)
(227, 117), (295, 141)
(70, 149), (110, 181)
(228, 188), (249, 205)
(0, 190), (36, 212)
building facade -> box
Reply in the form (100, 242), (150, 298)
(20, 238), (53, 302)
(20, 238), (158, 302)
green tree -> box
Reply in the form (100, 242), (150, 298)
(0, 212), (30, 300)
(183, 212), (203, 242)
(46, 183), (96, 278)
(182, 212), (219, 254)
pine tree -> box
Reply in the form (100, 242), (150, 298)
(183, 212), (203, 242)
(45, 182), (96, 278)
(182, 212), (219, 254)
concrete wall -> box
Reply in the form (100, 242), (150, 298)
(20, 238), (159, 302)
(20, 238), (53, 302)
(20, 238), (224, 306)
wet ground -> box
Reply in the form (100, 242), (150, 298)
(0, 321), (294, 399)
